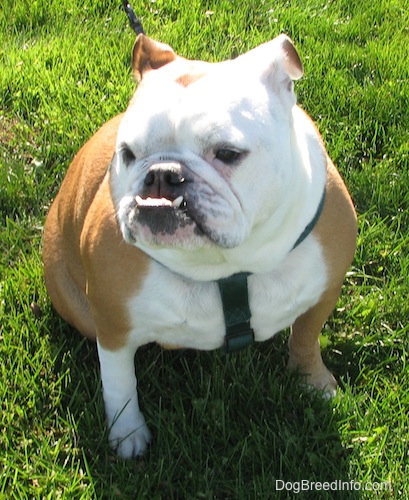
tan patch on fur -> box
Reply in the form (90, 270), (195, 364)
(80, 175), (150, 351)
(175, 72), (205, 87)
(314, 157), (357, 287)
(296, 110), (357, 286)
(288, 112), (357, 390)
(44, 113), (150, 351)
(43, 115), (124, 339)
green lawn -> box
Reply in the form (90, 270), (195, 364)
(1, 0), (408, 498)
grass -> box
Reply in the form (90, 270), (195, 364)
(1, 0), (408, 497)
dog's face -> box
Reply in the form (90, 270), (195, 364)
(110, 34), (304, 279)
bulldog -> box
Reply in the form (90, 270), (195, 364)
(43, 33), (357, 458)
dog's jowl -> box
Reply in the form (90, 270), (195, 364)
(43, 34), (357, 458)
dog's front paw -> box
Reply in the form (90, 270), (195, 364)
(288, 356), (338, 399)
(304, 365), (338, 399)
(109, 416), (152, 459)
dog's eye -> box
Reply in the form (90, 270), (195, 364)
(215, 149), (241, 164)
(121, 146), (136, 166)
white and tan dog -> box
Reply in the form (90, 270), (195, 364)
(43, 34), (357, 458)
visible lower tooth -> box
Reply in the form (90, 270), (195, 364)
(135, 196), (173, 207)
(172, 196), (184, 208)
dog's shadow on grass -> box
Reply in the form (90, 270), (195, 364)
(53, 326), (362, 498)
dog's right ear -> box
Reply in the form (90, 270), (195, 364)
(132, 34), (177, 81)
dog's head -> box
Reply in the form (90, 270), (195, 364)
(110, 34), (313, 279)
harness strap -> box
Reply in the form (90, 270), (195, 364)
(218, 272), (254, 353)
(218, 188), (326, 353)
(291, 189), (326, 250)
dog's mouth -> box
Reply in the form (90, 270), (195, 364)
(135, 195), (186, 209)
(122, 193), (210, 246)
(118, 182), (245, 250)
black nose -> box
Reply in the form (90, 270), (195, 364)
(142, 163), (185, 199)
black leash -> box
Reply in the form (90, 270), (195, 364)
(122, 0), (145, 34)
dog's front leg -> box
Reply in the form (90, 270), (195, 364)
(97, 340), (152, 458)
(288, 288), (339, 397)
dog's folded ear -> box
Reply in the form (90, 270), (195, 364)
(261, 34), (304, 80)
(274, 34), (304, 81)
(236, 34), (303, 108)
(132, 34), (177, 81)
(239, 34), (303, 81)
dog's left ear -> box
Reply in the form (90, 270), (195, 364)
(239, 34), (303, 102)
(246, 34), (303, 80)
(132, 34), (177, 81)
(273, 34), (304, 81)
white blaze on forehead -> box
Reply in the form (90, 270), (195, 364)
(118, 64), (208, 154)
(175, 78), (272, 149)
(118, 83), (180, 155)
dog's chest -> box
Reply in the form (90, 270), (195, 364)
(126, 236), (327, 350)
